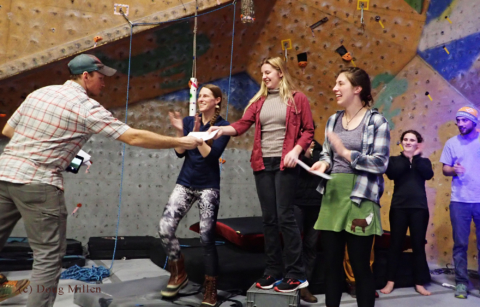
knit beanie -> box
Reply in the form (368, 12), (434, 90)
(456, 106), (478, 124)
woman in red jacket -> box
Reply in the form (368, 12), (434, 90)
(209, 57), (314, 293)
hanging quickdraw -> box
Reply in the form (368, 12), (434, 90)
(360, 2), (365, 33)
(281, 39), (292, 62)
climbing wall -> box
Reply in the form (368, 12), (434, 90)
(0, 0), (273, 132)
(4, 137), (262, 243)
(244, 0), (430, 140)
(418, 0), (480, 105)
(2, 0), (479, 272)
(5, 1), (272, 241)
(377, 55), (476, 268)
(0, 0), (231, 79)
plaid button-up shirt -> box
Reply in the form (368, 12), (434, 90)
(317, 108), (390, 206)
(0, 80), (129, 189)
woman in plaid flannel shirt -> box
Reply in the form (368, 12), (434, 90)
(311, 67), (390, 307)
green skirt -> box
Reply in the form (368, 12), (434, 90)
(314, 173), (383, 236)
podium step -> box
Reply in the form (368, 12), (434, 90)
(246, 283), (300, 307)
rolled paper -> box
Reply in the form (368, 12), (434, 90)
(443, 46), (450, 54)
(189, 78), (198, 116)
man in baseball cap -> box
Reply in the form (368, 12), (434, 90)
(440, 106), (480, 299)
(68, 54), (117, 76)
(0, 53), (201, 307)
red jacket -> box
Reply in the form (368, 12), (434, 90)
(231, 91), (314, 171)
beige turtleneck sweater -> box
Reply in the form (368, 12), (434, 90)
(259, 89), (287, 157)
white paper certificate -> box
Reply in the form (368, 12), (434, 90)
(187, 130), (219, 141)
(295, 158), (332, 180)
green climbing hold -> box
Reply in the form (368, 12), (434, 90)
(404, 0), (423, 14)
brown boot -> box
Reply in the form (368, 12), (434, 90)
(300, 288), (318, 303)
(0, 274), (30, 303)
(200, 275), (218, 307)
(161, 254), (188, 297)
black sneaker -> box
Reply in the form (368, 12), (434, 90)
(256, 275), (281, 290)
(274, 278), (309, 293)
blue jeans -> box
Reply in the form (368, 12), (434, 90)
(449, 201), (480, 285)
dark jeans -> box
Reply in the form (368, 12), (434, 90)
(254, 157), (305, 280)
(387, 207), (430, 285)
(322, 230), (375, 307)
(449, 201), (480, 285)
(295, 205), (320, 281)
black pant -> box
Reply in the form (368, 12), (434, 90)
(295, 205), (320, 281)
(322, 231), (375, 307)
(254, 157), (305, 280)
(387, 207), (430, 285)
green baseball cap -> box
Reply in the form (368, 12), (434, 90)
(68, 54), (117, 76)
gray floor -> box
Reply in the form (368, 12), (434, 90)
(1, 259), (479, 306)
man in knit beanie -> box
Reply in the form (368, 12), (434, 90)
(440, 106), (480, 299)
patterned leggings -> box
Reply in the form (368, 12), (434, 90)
(159, 184), (220, 276)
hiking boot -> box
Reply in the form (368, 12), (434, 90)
(0, 278), (30, 303)
(274, 278), (308, 293)
(161, 254), (188, 297)
(256, 275), (281, 290)
(200, 275), (217, 307)
(300, 287), (318, 303)
(454, 283), (467, 299)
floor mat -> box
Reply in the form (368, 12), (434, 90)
(73, 276), (206, 307)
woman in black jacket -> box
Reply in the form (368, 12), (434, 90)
(380, 130), (434, 296)
(294, 139), (322, 302)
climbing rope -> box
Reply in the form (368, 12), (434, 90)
(220, 0), (237, 173)
(192, 0), (198, 79)
(60, 265), (110, 282)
